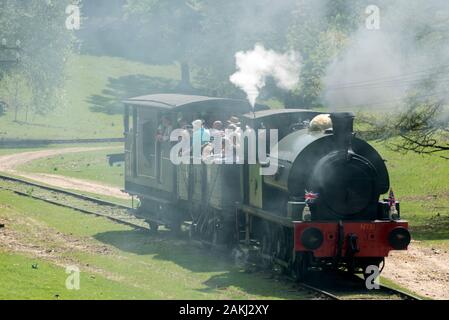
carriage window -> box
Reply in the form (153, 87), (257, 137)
(142, 121), (156, 162)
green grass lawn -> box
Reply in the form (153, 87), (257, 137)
(0, 54), (180, 140)
(373, 142), (449, 247)
(0, 252), (158, 300)
(18, 146), (124, 188)
(0, 190), (313, 300)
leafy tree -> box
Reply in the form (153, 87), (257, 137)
(0, 0), (74, 119)
(194, 0), (297, 98)
(357, 1), (449, 158)
(286, 0), (365, 108)
(124, 0), (203, 91)
(123, 0), (297, 98)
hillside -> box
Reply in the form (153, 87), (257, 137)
(0, 55), (180, 140)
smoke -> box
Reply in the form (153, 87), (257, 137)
(230, 44), (301, 107)
(323, 30), (406, 110)
(322, 0), (449, 111)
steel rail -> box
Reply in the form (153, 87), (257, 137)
(0, 174), (145, 231)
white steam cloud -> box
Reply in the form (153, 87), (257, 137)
(322, 0), (449, 112)
(230, 44), (301, 107)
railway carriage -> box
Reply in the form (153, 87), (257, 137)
(122, 93), (411, 279)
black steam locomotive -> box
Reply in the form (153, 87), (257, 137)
(122, 94), (410, 279)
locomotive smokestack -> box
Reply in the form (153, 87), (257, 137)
(330, 112), (355, 151)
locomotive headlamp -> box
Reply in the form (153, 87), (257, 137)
(388, 227), (411, 250)
(301, 227), (324, 250)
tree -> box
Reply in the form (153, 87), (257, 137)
(356, 1), (449, 158)
(390, 103), (449, 157)
(286, 0), (365, 108)
(124, 0), (203, 91)
(123, 0), (298, 98)
(358, 97), (449, 158)
(0, 0), (74, 118)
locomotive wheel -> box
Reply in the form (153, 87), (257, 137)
(273, 226), (290, 274)
(274, 228), (288, 260)
(260, 221), (273, 268)
(261, 233), (273, 268)
(292, 252), (310, 282)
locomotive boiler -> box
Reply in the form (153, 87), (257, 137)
(122, 94), (411, 280)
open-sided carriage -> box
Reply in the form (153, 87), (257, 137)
(123, 94), (262, 239)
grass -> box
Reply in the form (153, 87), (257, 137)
(0, 190), (313, 300)
(0, 142), (134, 206)
(0, 252), (156, 300)
(379, 276), (427, 300)
(18, 146), (124, 188)
(372, 141), (449, 247)
(0, 54), (180, 140)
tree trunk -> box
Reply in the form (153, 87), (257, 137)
(178, 61), (193, 93)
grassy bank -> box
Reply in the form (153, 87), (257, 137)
(0, 190), (314, 300)
(0, 54), (180, 140)
(18, 147), (124, 188)
(373, 142), (449, 247)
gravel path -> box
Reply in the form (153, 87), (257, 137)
(382, 240), (449, 300)
(0, 147), (130, 199)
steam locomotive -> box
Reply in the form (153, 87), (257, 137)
(122, 94), (411, 279)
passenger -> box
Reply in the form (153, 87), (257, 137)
(213, 120), (224, 131)
(201, 142), (214, 163)
(192, 119), (210, 146)
(156, 115), (173, 142)
(177, 116), (189, 130)
(227, 116), (241, 131)
(210, 120), (225, 141)
(225, 116), (242, 150)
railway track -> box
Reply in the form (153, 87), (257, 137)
(300, 282), (420, 300)
(297, 282), (341, 300)
(0, 174), (146, 230)
(0, 174), (421, 300)
(297, 271), (421, 300)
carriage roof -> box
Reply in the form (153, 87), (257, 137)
(123, 93), (264, 114)
(241, 108), (322, 120)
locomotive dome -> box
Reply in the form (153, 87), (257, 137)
(309, 114), (332, 132)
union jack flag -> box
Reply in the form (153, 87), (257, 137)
(388, 189), (396, 208)
(305, 190), (319, 203)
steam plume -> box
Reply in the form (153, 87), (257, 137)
(322, 0), (449, 111)
(230, 44), (301, 107)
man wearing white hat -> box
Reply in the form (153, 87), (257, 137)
(192, 119), (210, 146)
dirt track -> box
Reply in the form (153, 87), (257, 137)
(0, 147), (130, 199)
(383, 241), (449, 299)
